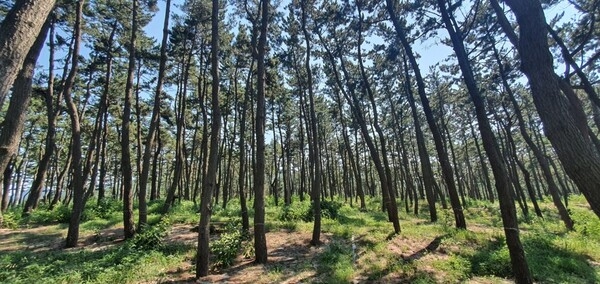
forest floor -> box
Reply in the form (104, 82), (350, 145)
(1, 196), (599, 283)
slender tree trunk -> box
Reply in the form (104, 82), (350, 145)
(23, 17), (59, 214)
(138, 0), (170, 228)
(254, 0), (269, 264)
(436, 1), (532, 282)
(387, 0), (465, 228)
(488, 40), (574, 229)
(121, 0), (138, 239)
(402, 60), (438, 222)
(299, 0), (322, 245)
(196, 0), (220, 275)
(64, 0), (86, 248)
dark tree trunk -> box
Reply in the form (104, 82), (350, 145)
(501, 0), (600, 219)
(0, 19), (49, 194)
(121, 0), (138, 240)
(0, 0), (55, 103)
(254, 0), (269, 264)
(402, 61), (438, 222)
(138, 0), (170, 228)
(436, 0), (533, 282)
(387, 0), (465, 228)
(196, 0), (221, 276)
(23, 17), (59, 214)
(64, 0), (86, 248)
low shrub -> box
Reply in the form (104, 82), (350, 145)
(211, 223), (243, 269)
(131, 220), (170, 251)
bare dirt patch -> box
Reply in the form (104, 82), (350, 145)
(183, 231), (332, 283)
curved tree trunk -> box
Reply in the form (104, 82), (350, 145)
(64, 0), (86, 248)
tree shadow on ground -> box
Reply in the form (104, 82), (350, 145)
(361, 235), (447, 283)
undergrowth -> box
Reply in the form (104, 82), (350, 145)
(0, 195), (598, 283)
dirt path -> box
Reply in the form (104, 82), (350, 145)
(161, 225), (332, 283)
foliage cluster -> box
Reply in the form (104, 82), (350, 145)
(131, 219), (170, 251)
(277, 199), (342, 222)
(210, 222), (244, 269)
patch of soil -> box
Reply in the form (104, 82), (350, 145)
(161, 226), (332, 284)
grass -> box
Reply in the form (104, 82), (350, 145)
(0, 195), (599, 283)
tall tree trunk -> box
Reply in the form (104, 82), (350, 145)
(254, 0), (269, 264)
(23, 16), (59, 214)
(238, 73), (251, 232)
(402, 60), (438, 222)
(0, 19), (50, 193)
(488, 38), (574, 230)
(502, 0), (600, 218)
(196, 0), (220, 276)
(0, 0), (55, 104)
(436, 0), (532, 282)
(64, 0), (86, 248)
(387, 0), (466, 228)
(121, 0), (138, 240)
(299, 0), (322, 246)
(139, 0), (170, 228)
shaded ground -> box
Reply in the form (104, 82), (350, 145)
(163, 225), (333, 283)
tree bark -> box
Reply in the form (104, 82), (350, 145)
(0, 0), (55, 104)
(64, 0), (86, 248)
(0, 19), (50, 194)
(436, 0), (533, 282)
(253, 0), (269, 264)
(121, 0), (138, 240)
(503, 0), (600, 218)
(196, 0), (220, 276)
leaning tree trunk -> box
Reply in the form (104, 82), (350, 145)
(0, 19), (50, 191)
(436, 0), (533, 282)
(488, 37), (574, 230)
(402, 61), (438, 222)
(0, 0), (55, 104)
(502, 0), (600, 218)
(138, 0), (170, 229)
(387, 0), (466, 228)
(23, 16), (59, 214)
